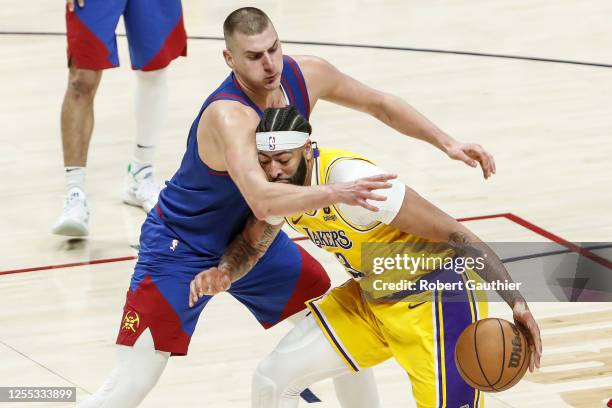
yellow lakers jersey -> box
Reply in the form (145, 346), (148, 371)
(286, 148), (455, 299)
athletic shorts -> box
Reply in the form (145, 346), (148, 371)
(66, 0), (187, 70)
(116, 215), (331, 356)
(307, 269), (488, 408)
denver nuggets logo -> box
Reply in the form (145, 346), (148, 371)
(122, 311), (140, 333)
(268, 135), (276, 151)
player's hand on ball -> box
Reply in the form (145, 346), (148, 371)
(445, 141), (496, 179)
(66, 0), (84, 12)
(189, 267), (231, 307)
(512, 301), (542, 372)
(332, 173), (397, 212)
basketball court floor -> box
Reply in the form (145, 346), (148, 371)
(1, 1), (611, 407)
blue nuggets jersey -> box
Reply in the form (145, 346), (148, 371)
(152, 55), (310, 258)
(120, 56), (329, 353)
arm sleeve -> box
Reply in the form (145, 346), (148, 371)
(328, 159), (405, 226)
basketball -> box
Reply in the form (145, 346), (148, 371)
(455, 318), (531, 392)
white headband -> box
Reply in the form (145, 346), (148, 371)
(256, 131), (309, 152)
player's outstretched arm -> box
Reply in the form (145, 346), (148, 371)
(205, 102), (396, 220)
(388, 187), (542, 371)
(298, 56), (496, 179)
(188, 215), (282, 306)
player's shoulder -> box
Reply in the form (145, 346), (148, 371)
(291, 55), (337, 76)
(202, 99), (260, 131)
(321, 148), (378, 184)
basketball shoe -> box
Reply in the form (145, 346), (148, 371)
(123, 164), (160, 213)
(52, 187), (89, 237)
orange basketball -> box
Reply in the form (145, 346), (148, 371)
(455, 318), (531, 392)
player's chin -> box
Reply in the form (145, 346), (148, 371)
(262, 75), (281, 89)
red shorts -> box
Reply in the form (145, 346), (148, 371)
(66, 0), (186, 70)
(117, 232), (330, 356)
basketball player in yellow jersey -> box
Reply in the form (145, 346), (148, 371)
(189, 106), (542, 408)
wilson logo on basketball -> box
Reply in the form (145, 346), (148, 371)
(121, 311), (140, 333)
(509, 325), (523, 368)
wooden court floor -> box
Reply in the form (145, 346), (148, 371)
(1, 1), (611, 407)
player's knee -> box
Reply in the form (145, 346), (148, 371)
(252, 363), (280, 408)
(68, 68), (101, 99)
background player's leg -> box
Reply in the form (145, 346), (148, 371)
(121, 0), (185, 213)
(79, 329), (169, 408)
(61, 66), (102, 168)
(52, 66), (102, 236)
(54, 1), (123, 236)
(252, 315), (352, 408)
(123, 68), (168, 212)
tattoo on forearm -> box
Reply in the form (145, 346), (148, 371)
(219, 216), (282, 282)
(448, 231), (524, 307)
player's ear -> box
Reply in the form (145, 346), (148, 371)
(304, 140), (313, 160)
(223, 49), (234, 70)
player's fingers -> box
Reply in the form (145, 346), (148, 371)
(456, 150), (478, 167)
(189, 280), (198, 307)
(357, 181), (392, 195)
(482, 159), (490, 179)
(205, 274), (214, 294)
(467, 146), (490, 178)
(521, 317), (541, 371)
(356, 198), (379, 212)
(369, 181), (393, 190)
(363, 173), (397, 183)
(530, 323), (542, 368)
(363, 192), (387, 202)
(193, 275), (201, 295)
(487, 151), (497, 174)
(78, 0), (84, 7)
(477, 150), (491, 178)
(204, 275), (213, 294)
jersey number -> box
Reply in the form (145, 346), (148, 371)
(334, 252), (365, 279)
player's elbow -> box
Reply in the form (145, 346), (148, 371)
(248, 200), (272, 221)
(370, 92), (393, 123)
(252, 206), (270, 221)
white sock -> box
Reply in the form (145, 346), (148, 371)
(65, 166), (85, 194)
(131, 68), (168, 172)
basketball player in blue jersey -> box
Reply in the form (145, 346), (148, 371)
(54, 0), (187, 237)
(80, 7), (497, 407)
(190, 106), (541, 408)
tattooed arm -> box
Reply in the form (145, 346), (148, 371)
(447, 231), (525, 307)
(389, 185), (541, 371)
(188, 215), (283, 307)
